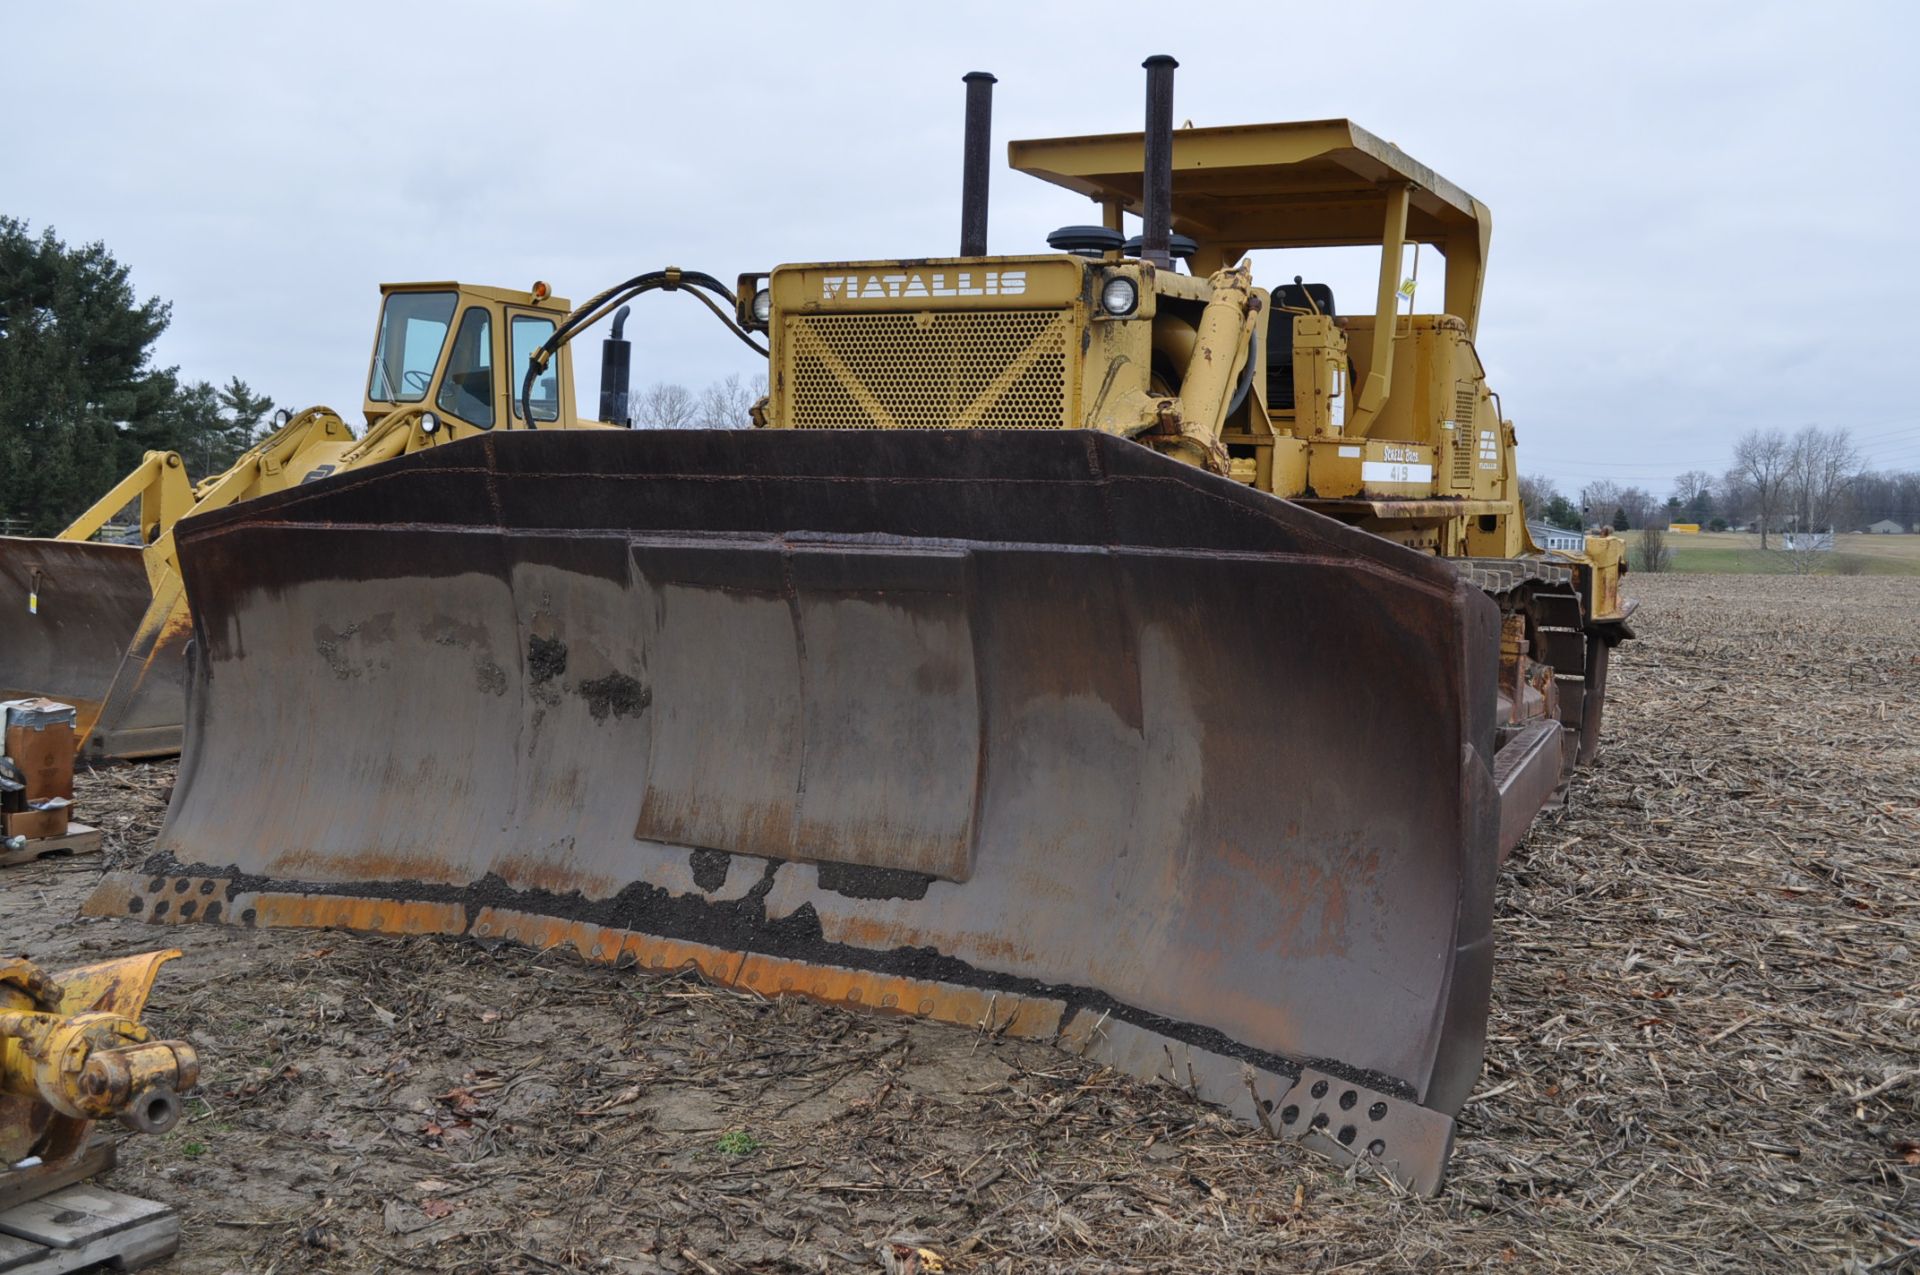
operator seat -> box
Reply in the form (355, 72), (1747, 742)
(1263, 281), (1335, 412)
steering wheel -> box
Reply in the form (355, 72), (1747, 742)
(403, 369), (432, 393)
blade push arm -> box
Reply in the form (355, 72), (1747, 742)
(55, 452), (193, 547)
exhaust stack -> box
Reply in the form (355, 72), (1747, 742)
(1141, 55), (1178, 268)
(959, 71), (996, 257)
(599, 304), (632, 427)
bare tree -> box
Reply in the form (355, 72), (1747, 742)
(1850, 468), (1920, 530)
(1579, 480), (1655, 530)
(635, 382), (698, 429)
(1635, 525), (1672, 573)
(1785, 425), (1860, 534)
(1728, 427), (1793, 549)
(1579, 480), (1623, 529)
(1717, 466), (1755, 528)
(1618, 485), (1658, 529)
(1666, 470), (1712, 522)
(696, 374), (761, 429)
(1518, 474), (1560, 517)
(1666, 468), (1712, 506)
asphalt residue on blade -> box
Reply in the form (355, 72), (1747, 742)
(814, 862), (935, 901)
(527, 636), (567, 684)
(137, 850), (1419, 1104)
(577, 671), (650, 722)
(688, 849), (730, 893)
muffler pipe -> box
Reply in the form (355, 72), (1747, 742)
(118, 1088), (181, 1135)
(959, 71), (996, 258)
(1141, 55), (1178, 269)
(599, 304), (633, 427)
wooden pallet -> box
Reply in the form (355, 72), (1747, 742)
(0, 825), (102, 869)
(0, 1184), (176, 1272)
(0, 1146), (114, 1216)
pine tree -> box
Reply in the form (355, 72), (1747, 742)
(0, 218), (275, 532)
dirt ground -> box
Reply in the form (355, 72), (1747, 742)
(7, 573), (1915, 1273)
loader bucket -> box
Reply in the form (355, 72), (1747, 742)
(0, 538), (187, 760)
(93, 429), (1502, 1191)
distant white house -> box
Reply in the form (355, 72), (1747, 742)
(1782, 531), (1835, 551)
(1865, 519), (1907, 534)
(1528, 522), (1585, 552)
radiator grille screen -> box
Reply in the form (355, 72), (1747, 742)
(1450, 385), (1478, 485)
(786, 310), (1071, 430)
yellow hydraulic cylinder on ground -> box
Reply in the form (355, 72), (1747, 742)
(0, 951), (198, 1205)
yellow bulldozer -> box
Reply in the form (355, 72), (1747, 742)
(93, 59), (1632, 1193)
(0, 280), (598, 761)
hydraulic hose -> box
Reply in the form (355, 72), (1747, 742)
(519, 269), (768, 426)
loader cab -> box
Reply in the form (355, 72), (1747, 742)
(363, 282), (578, 434)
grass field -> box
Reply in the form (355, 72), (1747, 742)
(1645, 529), (1920, 575)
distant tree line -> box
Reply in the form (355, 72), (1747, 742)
(624, 374), (764, 430)
(1524, 424), (1919, 548)
(0, 217), (277, 535)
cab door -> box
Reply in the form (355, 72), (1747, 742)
(433, 302), (503, 432)
(505, 309), (564, 427)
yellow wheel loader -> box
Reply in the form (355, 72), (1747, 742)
(93, 60), (1632, 1192)
(0, 280), (602, 761)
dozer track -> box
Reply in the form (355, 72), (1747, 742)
(0, 539), (189, 760)
(94, 428), (1513, 1191)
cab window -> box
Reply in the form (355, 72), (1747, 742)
(368, 291), (456, 403)
(435, 307), (495, 428)
(510, 315), (560, 421)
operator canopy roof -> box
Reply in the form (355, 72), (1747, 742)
(1009, 119), (1492, 331)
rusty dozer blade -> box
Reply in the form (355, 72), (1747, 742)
(93, 429), (1502, 1192)
(0, 538), (188, 760)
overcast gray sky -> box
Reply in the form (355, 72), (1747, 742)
(8, 0), (1917, 498)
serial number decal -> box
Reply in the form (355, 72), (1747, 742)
(1361, 460), (1434, 485)
(820, 270), (1028, 301)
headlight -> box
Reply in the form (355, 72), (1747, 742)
(420, 411), (440, 434)
(751, 288), (772, 324)
(1100, 276), (1139, 317)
